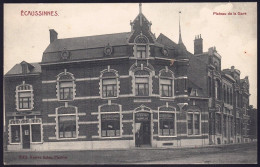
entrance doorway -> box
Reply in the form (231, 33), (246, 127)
(22, 125), (30, 149)
(135, 112), (151, 147)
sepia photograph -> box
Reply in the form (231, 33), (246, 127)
(3, 2), (257, 164)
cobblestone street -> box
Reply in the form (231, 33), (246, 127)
(4, 142), (257, 165)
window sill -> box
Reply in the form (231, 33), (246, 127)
(158, 135), (177, 138)
(9, 143), (21, 145)
(31, 142), (43, 144)
(57, 137), (78, 140)
(101, 96), (118, 100)
(17, 109), (33, 112)
(187, 134), (202, 137)
(100, 136), (122, 139)
(58, 99), (74, 102)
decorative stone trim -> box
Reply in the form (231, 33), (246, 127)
(15, 81), (34, 111)
(56, 69), (76, 102)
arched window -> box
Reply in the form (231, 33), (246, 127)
(100, 67), (119, 98)
(134, 34), (149, 59)
(16, 82), (33, 111)
(159, 68), (174, 97)
(57, 71), (75, 101)
(130, 63), (154, 96)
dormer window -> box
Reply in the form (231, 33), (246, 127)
(134, 34), (149, 59)
(16, 82), (34, 111)
(136, 46), (146, 58)
(57, 70), (76, 101)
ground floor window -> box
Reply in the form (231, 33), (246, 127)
(10, 125), (20, 143)
(31, 124), (41, 142)
(101, 114), (120, 137)
(187, 113), (200, 135)
(9, 119), (42, 144)
(216, 114), (222, 134)
(58, 116), (76, 138)
(159, 113), (175, 136)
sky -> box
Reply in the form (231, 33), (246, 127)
(4, 3), (257, 107)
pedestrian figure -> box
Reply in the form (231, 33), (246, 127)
(136, 131), (141, 147)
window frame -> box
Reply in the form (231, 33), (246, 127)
(100, 68), (119, 99)
(16, 83), (34, 111)
(134, 34), (149, 59)
(101, 113), (120, 137)
(160, 77), (174, 98)
(58, 115), (77, 139)
(102, 78), (118, 98)
(135, 75), (150, 96)
(9, 118), (43, 144)
(187, 112), (201, 136)
(98, 104), (122, 139)
(158, 110), (177, 137)
(57, 72), (75, 101)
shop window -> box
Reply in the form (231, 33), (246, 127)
(159, 113), (175, 136)
(31, 124), (41, 142)
(135, 77), (149, 96)
(57, 71), (75, 101)
(187, 113), (200, 135)
(101, 114), (120, 137)
(16, 84), (33, 110)
(10, 125), (20, 143)
(102, 78), (117, 97)
(58, 116), (76, 138)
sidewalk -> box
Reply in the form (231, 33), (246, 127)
(4, 142), (257, 165)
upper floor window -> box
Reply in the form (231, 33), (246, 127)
(208, 76), (212, 97)
(159, 68), (174, 97)
(102, 78), (117, 97)
(215, 79), (221, 100)
(135, 77), (149, 96)
(57, 71), (75, 101)
(134, 34), (149, 59)
(100, 67), (119, 98)
(16, 82), (33, 111)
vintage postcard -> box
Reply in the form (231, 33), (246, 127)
(3, 2), (257, 164)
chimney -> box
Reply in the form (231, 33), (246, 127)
(194, 34), (203, 55)
(231, 66), (235, 72)
(49, 29), (58, 43)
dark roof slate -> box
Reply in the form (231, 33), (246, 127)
(44, 32), (132, 53)
(5, 62), (41, 76)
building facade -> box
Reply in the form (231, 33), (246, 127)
(4, 4), (250, 151)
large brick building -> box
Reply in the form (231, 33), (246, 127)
(4, 4), (250, 151)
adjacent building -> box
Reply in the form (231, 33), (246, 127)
(4, 4), (250, 151)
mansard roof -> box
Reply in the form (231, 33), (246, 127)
(44, 32), (131, 53)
